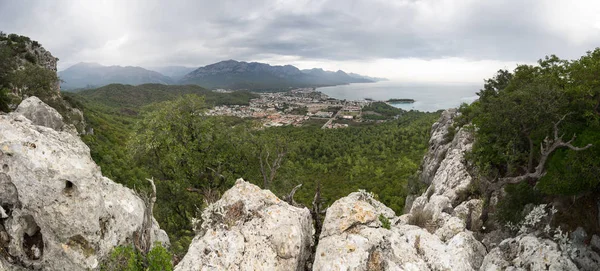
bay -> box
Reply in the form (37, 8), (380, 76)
(318, 81), (481, 112)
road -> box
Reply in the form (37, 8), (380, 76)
(321, 101), (346, 129)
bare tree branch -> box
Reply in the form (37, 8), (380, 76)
(491, 113), (592, 190)
(284, 184), (302, 206)
(134, 177), (157, 254)
(257, 141), (287, 189)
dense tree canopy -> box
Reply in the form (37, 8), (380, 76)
(75, 88), (438, 256)
(460, 49), (600, 200)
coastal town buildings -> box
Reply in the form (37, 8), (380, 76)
(206, 88), (396, 128)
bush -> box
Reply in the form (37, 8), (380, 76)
(0, 88), (13, 112)
(24, 52), (36, 64)
(495, 182), (542, 225)
(101, 246), (141, 271)
(147, 245), (173, 271)
(101, 244), (173, 271)
(379, 214), (391, 229)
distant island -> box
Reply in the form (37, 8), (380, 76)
(387, 98), (415, 104)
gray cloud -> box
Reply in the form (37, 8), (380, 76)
(1, 0), (599, 71)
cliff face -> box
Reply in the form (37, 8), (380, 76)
(1, 34), (86, 133)
(176, 109), (600, 270)
(0, 97), (168, 270)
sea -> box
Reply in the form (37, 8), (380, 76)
(318, 81), (482, 112)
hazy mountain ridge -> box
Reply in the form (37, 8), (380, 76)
(59, 60), (384, 91)
(148, 66), (197, 81)
(59, 62), (175, 90)
(180, 60), (384, 90)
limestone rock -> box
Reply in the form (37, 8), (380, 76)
(434, 216), (465, 242)
(481, 229), (511, 251)
(453, 199), (483, 231)
(420, 109), (456, 185)
(568, 228), (600, 270)
(0, 101), (168, 270)
(313, 192), (486, 271)
(409, 117), (474, 233)
(174, 179), (313, 271)
(480, 235), (578, 271)
(571, 245), (600, 271)
(319, 191), (395, 239)
(15, 96), (68, 132)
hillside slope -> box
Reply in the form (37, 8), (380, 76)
(75, 83), (257, 110)
(59, 62), (174, 90)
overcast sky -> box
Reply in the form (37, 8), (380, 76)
(1, 0), (600, 82)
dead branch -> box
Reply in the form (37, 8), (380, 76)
(284, 184), (302, 206)
(135, 177), (157, 254)
(259, 145), (287, 189)
(491, 113), (592, 190)
(186, 187), (220, 205)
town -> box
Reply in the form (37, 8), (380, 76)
(206, 88), (402, 128)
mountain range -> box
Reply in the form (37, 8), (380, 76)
(59, 60), (386, 91)
(179, 60), (383, 90)
(59, 62), (174, 90)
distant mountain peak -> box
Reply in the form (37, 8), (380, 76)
(179, 60), (383, 90)
(59, 63), (174, 91)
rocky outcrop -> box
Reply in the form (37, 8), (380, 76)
(0, 98), (168, 270)
(15, 97), (77, 135)
(481, 235), (578, 270)
(402, 109), (596, 270)
(1, 33), (86, 133)
(402, 110), (481, 243)
(313, 191), (486, 270)
(174, 179), (313, 271)
(419, 108), (457, 186)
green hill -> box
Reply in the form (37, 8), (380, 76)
(75, 83), (258, 111)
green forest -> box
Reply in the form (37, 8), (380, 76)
(456, 49), (600, 228)
(64, 85), (438, 256)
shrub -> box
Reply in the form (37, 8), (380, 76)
(379, 214), (391, 230)
(495, 182), (542, 225)
(147, 244), (173, 271)
(0, 88), (13, 112)
(24, 52), (36, 64)
(101, 244), (173, 271)
(101, 246), (141, 271)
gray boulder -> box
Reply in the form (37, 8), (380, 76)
(15, 96), (77, 135)
(0, 101), (168, 270)
(174, 179), (314, 271)
(313, 191), (486, 270)
(480, 235), (578, 270)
